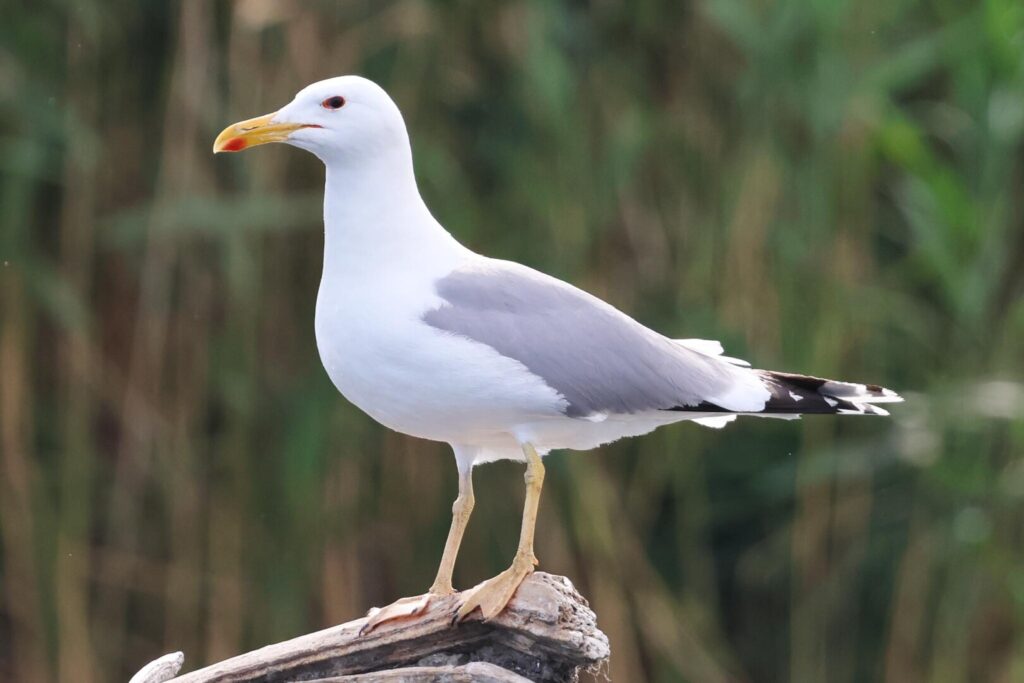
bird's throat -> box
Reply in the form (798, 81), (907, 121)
(320, 159), (466, 288)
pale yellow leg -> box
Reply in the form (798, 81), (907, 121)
(456, 443), (544, 621)
(361, 469), (475, 633)
(429, 470), (475, 595)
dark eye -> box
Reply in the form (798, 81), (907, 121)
(321, 95), (346, 110)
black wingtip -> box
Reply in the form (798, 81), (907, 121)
(759, 370), (902, 415)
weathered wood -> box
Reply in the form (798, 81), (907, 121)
(130, 652), (185, 683)
(307, 661), (532, 681)
(147, 572), (608, 683)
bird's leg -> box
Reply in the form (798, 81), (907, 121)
(361, 468), (475, 633)
(429, 469), (475, 595)
(456, 443), (544, 621)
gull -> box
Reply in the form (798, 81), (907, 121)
(214, 76), (902, 629)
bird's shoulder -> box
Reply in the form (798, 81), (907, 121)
(436, 256), (627, 320)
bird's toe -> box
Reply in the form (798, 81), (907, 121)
(359, 593), (433, 635)
(455, 556), (535, 622)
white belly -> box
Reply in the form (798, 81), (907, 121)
(312, 268), (702, 461)
(313, 278), (566, 446)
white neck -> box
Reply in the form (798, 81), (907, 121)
(320, 146), (467, 288)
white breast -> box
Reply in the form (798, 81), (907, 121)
(313, 259), (567, 446)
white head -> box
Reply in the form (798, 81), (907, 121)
(213, 76), (409, 166)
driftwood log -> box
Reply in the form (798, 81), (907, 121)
(132, 572), (609, 683)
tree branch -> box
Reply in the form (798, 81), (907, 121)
(134, 572), (609, 683)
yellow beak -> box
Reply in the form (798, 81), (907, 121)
(212, 112), (315, 153)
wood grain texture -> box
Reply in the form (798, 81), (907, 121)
(159, 573), (609, 683)
(308, 661), (532, 681)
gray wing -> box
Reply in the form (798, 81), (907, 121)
(422, 260), (770, 418)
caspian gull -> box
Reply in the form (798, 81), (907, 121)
(213, 75), (902, 628)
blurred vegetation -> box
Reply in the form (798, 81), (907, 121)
(1, 1), (1023, 681)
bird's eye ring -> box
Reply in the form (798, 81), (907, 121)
(322, 96), (346, 110)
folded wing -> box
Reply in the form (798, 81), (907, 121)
(423, 259), (901, 424)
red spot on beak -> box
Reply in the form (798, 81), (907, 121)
(223, 137), (247, 152)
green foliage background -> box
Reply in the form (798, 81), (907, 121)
(2, 1), (1023, 681)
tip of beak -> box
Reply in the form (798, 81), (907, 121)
(213, 137), (247, 154)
